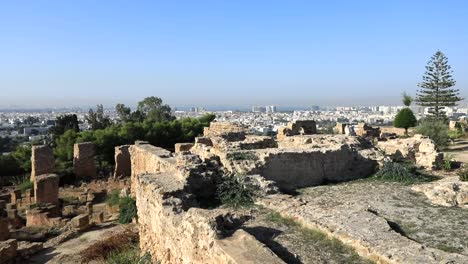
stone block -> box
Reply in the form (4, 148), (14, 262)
(71, 214), (90, 231)
(31, 145), (55, 182)
(73, 142), (97, 178)
(10, 190), (22, 205)
(175, 143), (194, 153)
(195, 137), (213, 146)
(34, 174), (59, 205)
(114, 145), (131, 177)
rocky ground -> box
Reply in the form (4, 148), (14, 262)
(255, 177), (468, 263)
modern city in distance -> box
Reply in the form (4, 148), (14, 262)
(1, 1), (467, 264)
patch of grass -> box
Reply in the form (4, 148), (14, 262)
(106, 246), (152, 264)
(106, 189), (121, 206)
(60, 196), (79, 206)
(434, 243), (463, 254)
(442, 154), (454, 171)
(227, 152), (258, 161)
(216, 175), (256, 208)
(81, 228), (140, 262)
(265, 211), (372, 264)
(118, 197), (137, 224)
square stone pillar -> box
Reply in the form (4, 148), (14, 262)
(34, 174), (59, 206)
(31, 145), (55, 182)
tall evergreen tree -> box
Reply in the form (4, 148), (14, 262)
(416, 51), (462, 119)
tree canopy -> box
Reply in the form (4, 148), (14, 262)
(415, 51), (462, 119)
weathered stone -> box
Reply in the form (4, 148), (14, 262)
(92, 211), (104, 224)
(30, 145), (55, 182)
(334, 122), (348, 134)
(73, 142), (97, 178)
(355, 123), (380, 138)
(17, 241), (43, 258)
(174, 143), (194, 153)
(195, 137), (213, 146)
(277, 120), (317, 140)
(377, 134), (443, 169)
(71, 214), (89, 231)
(0, 217), (9, 241)
(34, 174), (59, 205)
(114, 145), (131, 177)
(0, 239), (17, 263)
(135, 174), (284, 264)
(203, 122), (247, 141)
(26, 207), (62, 227)
(10, 190), (22, 205)
(412, 177), (468, 208)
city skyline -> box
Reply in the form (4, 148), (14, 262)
(1, 1), (467, 107)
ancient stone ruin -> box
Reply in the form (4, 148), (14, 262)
(30, 145), (55, 182)
(73, 142), (97, 178)
(114, 145), (131, 177)
(34, 174), (59, 206)
(377, 134), (443, 169)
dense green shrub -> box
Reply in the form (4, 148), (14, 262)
(394, 108), (417, 134)
(457, 167), (468, 182)
(18, 180), (33, 193)
(415, 118), (449, 147)
(442, 154), (454, 171)
(374, 161), (435, 184)
(118, 197), (137, 224)
(216, 175), (256, 207)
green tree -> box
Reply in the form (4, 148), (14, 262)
(11, 145), (32, 173)
(394, 108), (417, 135)
(115, 103), (132, 123)
(50, 114), (79, 137)
(85, 104), (112, 130)
(137, 96), (174, 122)
(54, 129), (78, 170)
(394, 93), (417, 135)
(416, 51), (462, 119)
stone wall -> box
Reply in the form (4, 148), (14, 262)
(377, 134), (443, 169)
(203, 122), (247, 141)
(379, 126), (414, 137)
(34, 174), (59, 205)
(129, 143), (176, 195)
(135, 173), (283, 264)
(73, 142), (96, 178)
(30, 145), (55, 182)
(277, 120), (317, 140)
(222, 146), (378, 192)
(114, 145), (131, 177)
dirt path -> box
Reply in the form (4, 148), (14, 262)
(444, 139), (468, 163)
(28, 224), (125, 264)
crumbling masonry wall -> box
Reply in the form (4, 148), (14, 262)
(132, 143), (283, 264)
(34, 174), (59, 205)
(73, 142), (96, 178)
(114, 145), (131, 177)
(31, 145), (55, 182)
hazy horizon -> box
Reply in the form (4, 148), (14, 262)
(1, 1), (467, 108)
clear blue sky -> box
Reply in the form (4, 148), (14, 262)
(0, 0), (467, 108)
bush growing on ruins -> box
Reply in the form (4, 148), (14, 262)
(216, 175), (256, 207)
(106, 189), (121, 206)
(373, 161), (433, 184)
(415, 118), (449, 148)
(457, 167), (468, 182)
(118, 197), (137, 224)
(81, 228), (140, 262)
